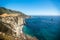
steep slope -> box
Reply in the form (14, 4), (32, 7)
(0, 7), (26, 40)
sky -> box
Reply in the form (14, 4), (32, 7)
(0, 0), (60, 16)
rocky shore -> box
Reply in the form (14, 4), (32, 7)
(0, 7), (38, 40)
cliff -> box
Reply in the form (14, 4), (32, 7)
(0, 7), (25, 40)
(0, 7), (38, 40)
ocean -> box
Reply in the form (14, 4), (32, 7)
(23, 16), (60, 40)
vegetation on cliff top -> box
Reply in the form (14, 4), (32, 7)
(0, 7), (27, 17)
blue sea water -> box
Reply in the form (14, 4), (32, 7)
(23, 16), (60, 40)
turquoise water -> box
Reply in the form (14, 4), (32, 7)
(23, 16), (60, 40)
(22, 26), (34, 37)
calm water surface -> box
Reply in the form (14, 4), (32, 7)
(23, 16), (60, 40)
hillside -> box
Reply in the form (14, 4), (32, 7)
(0, 7), (27, 40)
(0, 7), (28, 16)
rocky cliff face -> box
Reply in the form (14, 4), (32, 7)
(0, 7), (38, 40)
(0, 7), (27, 38)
